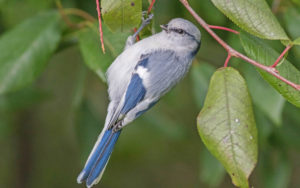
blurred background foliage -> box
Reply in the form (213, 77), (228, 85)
(0, 0), (300, 188)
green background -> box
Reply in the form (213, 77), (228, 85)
(0, 0), (300, 187)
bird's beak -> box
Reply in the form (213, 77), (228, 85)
(160, 24), (168, 31)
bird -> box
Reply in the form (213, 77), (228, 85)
(77, 14), (201, 188)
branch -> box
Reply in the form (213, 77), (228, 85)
(270, 44), (292, 68)
(56, 0), (80, 29)
(64, 8), (96, 22)
(179, 0), (300, 91)
(148, 0), (156, 14)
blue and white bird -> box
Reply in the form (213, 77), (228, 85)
(77, 15), (201, 187)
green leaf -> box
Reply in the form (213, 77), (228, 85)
(197, 67), (257, 188)
(240, 33), (300, 108)
(189, 0), (227, 26)
(292, 0), (300, 7)
(293, 37), (300, 45)
(0, 11), (62, 94)
(210, 0), (289, 40)
(78, 24), (129, 82)
(191, 62), (216, 109)
(102, 0), (142, 32)
(283, 8), (300, 69)
(200, 148), (225, 187)
(284, 8), (300, 40)
(240, 63), (285, 125)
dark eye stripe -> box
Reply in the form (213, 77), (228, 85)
(169, 27), (196, 40)
(169, 28), (187, 34)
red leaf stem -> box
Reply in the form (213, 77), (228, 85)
(148, 0), (156, 14)
(270, 44), (292, 68)
(96, 0), (105, 53)
(208, 25), (240, 34)
(224, 54), (231, 67)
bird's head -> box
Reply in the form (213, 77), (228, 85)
(160, 18), (201, 46)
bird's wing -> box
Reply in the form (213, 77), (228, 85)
(108, 49), (191, 128)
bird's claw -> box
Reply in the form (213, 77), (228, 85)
(141, 11), (154, 26)
(142, 11), (148, 17)
(124, 12), (154, 49)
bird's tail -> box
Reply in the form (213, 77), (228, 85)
(77, 128), (121, 188)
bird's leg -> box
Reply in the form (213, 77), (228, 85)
(112, 121), (123, 133)
(132, 12), (154, 40)
(125, 12), (154, 49)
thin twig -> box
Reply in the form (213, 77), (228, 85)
(96, 0), (105, 53)
(270, 44), (292, 68)
(148, 0), (156, 14)
(179, 0), (300, 91)
(224, 54), (231, 67)
(133, 28), (140, 41)
(208, 25), (240, 35)
(56, 0), (79, 29)
(64, 8), (96, 22)
(56, 1), (96, 29)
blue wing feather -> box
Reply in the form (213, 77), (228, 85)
(120, 50), (174, 115)
(120, 73), (146, 114)
(120, 50), (179, 119)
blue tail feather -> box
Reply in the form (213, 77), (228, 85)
(77, 129), (121, 187)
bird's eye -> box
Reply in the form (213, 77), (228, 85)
(177, 29), (184, 34)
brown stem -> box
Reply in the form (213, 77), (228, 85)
(64, 8), (96, 22)
(179, 0), (300, 91)
(56, 0), (80, 29)
(56, 1), (95, 29)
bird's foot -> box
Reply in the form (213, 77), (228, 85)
(125, 12), (154, 49)
(133, 12), (153, 38)
(141, 11), (154, 27)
